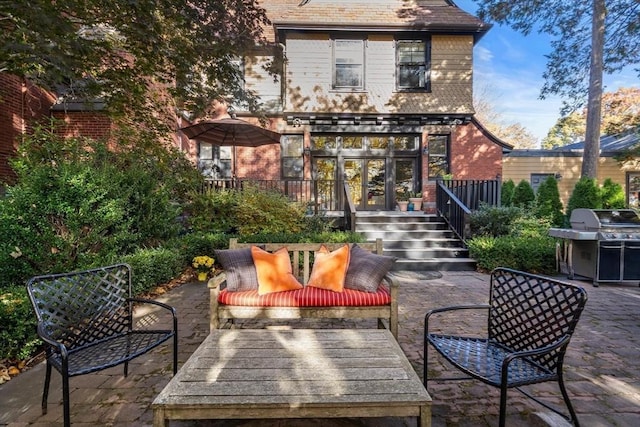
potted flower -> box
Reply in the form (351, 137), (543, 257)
(409, 192), (423, 212)
(192, 255), (215, 282)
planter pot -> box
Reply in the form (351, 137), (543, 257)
(197, 272), (208, 282)
(409, 197), (423, 211)
(397, 201), (409, 212)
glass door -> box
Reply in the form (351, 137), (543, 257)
(344, 159), (364, 209)
(366, 159), (386, 209)
(394, 159), (415, 202)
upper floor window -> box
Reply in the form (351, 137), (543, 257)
(199, 143), (231, 179)
(396, 39), (430, 91)
(427, 135), (450, 179)
(333, 39), (364, 89)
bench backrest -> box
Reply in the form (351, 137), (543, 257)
(488, 267), (588, 372)
(229, 238), (383, 284)
(26, 264), (133, 350)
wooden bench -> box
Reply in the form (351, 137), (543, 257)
(209, 238), (399, 338)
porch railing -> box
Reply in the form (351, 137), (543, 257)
(435, 179), (501, 242)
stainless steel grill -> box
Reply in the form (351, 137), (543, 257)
(549, 209), (640, 286)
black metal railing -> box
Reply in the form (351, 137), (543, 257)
(202, 178), (339, 212)
(436, 181), (472, 242)
(343, 181), (356, 232)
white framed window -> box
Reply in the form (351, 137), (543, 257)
(333, 39), (365, 89)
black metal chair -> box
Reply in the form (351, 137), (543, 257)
(26, 263), (178, 427)
(424, 267), (588, 427)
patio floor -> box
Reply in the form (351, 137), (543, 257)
(1, 270), (638, 426)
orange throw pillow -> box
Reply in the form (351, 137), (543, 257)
(307, 244), (350, 292)
(251, 246), (303, 295)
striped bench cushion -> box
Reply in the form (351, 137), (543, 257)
(218, 285), (391, 307)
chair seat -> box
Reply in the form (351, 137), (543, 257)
(49, 330), (174, 377)
(428, 334), (557, 387)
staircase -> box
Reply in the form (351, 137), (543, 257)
(355, 211), (476, 271)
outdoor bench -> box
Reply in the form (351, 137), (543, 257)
(209, 238), (399, 338)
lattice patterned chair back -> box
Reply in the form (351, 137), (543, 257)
(28, 264), (132, 350)
(488, 267), (587, 373)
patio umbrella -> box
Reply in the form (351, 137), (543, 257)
(180, 117), (282, 177)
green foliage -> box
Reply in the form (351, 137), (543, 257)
(165, 233), (229, 266)
(187, 186), (307, 236)
(470, 204), (526, 237)
(121, 248), (184, 296)
(0, 123), (197, 288)
(600, 178), (626, 209)
(566, 177), (602, 218)
(237, 231), (365, 244)
(468, 203), (556, 273)
(0, 286), (39, 361)
(535, 176), (565, 227)
(467, 235), (557, 274)
(511, 180), (535, 208)
(501, 179), (515, 206)
(0, 0), (272, 130)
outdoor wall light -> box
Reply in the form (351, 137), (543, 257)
(422, 146), (429, 155)
(555, 172), (563, 180)
(303, 146), (311, 157)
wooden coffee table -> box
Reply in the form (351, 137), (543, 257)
(152, 328), (431, 426)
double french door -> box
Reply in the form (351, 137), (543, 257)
(314, 156), (419, 210)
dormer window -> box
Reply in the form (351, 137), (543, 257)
(396, 38), (430, 91)
(333, 38), (365, 90)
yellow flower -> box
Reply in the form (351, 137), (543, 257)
(192, 255), (215, 273)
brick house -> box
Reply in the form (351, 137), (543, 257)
(2, 0), (511, 211)
(195, 0), (511, 211)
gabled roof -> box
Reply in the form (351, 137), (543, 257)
(260, 0), (490, 41)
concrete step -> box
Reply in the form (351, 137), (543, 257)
(356, 211), (476, 272)
(384, 247), (469, 259)
(392, 258), (477, 271)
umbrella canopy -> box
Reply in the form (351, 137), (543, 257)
(180, 117), (281, 147)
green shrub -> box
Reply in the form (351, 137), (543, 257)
(467, 234), (556, 274)
(165, 232), (229, 266)
(601, 178), (626, 209)
(187, 186), (307, 236)
(512, 179), (535, 208)
(0, 123), (196, 288)
(0, 286), (40, 361)
(470, 204), (526, 237)
(120, 247), (184, 295)
(535, 176), (565, 227)
(238, 231), (364, 244)
(501, 179), (516, 206)
(566, 177), (601, 218)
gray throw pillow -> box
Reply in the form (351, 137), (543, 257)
(344, 244), (397, 293)
(214, 248), (259, 292)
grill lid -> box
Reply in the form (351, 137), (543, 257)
(570, 209), (640, 230)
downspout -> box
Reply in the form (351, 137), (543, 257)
(278, 42), (287, 112)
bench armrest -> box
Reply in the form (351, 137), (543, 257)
(209, 272), (227, 331)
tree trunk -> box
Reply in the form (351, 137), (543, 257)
(582, 0), (606, 178)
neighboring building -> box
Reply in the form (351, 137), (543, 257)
(196, 0), (511, 211)
(0, 73), (56, 186)
(503, 127), (640, 208)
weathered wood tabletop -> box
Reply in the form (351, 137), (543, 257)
(152, 328), (431, 426)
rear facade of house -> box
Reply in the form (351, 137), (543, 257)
(195, 0), (510, 212)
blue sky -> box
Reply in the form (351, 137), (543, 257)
(454, 0), (639, 144)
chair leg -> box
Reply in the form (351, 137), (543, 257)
(499, 383), (508, 427)
(42, 361), (52, 415)
(62, 372), (71, 427)
(558, 374), (580, 427)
